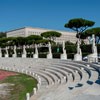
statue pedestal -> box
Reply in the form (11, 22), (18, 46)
(74, 53), (82, 61)
(61, 53), (67, 60)
(22, 54), (26, 58)
(47, 53), (52, 59)
(33, 53), (38, 58)
(0, 54), (2, 57)
(5, 54), (9, 58)
(88, 53), (98, 63)
(13, 54), (16, 58)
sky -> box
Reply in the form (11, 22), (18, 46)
(0, 0), (100, 32)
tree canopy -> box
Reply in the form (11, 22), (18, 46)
(0, 32), (6, 38)
(26, 35), (43, 44)
(64, 18), (95, 40)
(0, 35), (48, 47)
(84, 27), (100, 36)
(76, 33), (87, 39)
(41, 31), (62, 41)
(84, 27), (100, 43)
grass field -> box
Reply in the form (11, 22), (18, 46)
(0, 72), (38, 100)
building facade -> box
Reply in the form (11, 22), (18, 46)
(7, 27), (77, 43)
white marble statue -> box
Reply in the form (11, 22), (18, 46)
(22, 45), (26, 58)
(77, 39), (82, 55)
(74, 39), (82, 61)
(47, 42), (52, 59)
(33, 44), (38, 58)
(23, 45), (26, 54)
(35, 44), (38, 54)
(6, 47), (9, 55)
(14, 45), (16, 55)
(5, 46), (9, 57)
(92, 34), (97, 54)
(61, 41), (67, 59)
(48, 42), (52, 54)
(13, 45), (17, 57)
(87, 34), (98, 62)
(62, 41), (66, 54)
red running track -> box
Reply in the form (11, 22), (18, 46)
(0, 70), (17, 80)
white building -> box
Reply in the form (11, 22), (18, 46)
(7, 27), (77, 43)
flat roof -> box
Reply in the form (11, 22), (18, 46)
(7, 26), (76, 34)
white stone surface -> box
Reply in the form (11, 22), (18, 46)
(0, 58), (99, 100)
(47, 53), (52, 59)
(74, 53), (82, 61)
(61, 53), (67, 60)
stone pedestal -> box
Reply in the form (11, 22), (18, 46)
(0, 53), (2, 57)
(33, 54), (38, 58)
(88, 53), (98, 63)
(74, 53), (82, 61)
(22, 54), (26, 58)
(5, 54), (9, 58)
(61, 53), (67, 60)
(47, 53), (52, 59)
(13, 54), (16, 58)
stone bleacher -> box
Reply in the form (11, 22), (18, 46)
(0, 58), (100, 100)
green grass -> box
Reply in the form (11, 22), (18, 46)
(0, 73), (38, 100)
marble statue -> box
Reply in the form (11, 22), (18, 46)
(13, 45), (16, 57)
(47, 42), (52, 59)
(23, 45), (26, 54)
(61, 41), (67, 59)
(48, 42), (52, 54)
(35, 44), (38, 54)
(92, 34), (97, 54)
(74, 39), (82, 61)
(22, 45), (26, 58)
(87, 34), (98, 63)
(5, 47), (9, 57)
(33, 44), (38, 58)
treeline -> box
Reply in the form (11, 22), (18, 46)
(0, 32), (6, 38)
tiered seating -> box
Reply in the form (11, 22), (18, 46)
(0, 58), (100, 100)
